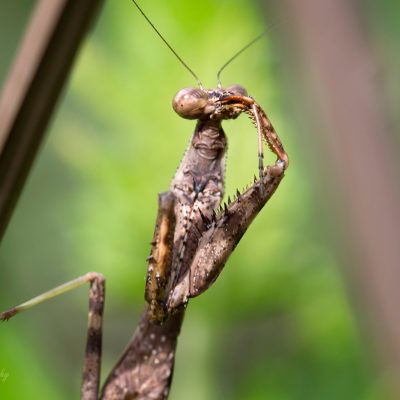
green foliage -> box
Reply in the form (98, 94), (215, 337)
(0, 1), (398, 399)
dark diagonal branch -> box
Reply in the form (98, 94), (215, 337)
(0, 0), (104, 241)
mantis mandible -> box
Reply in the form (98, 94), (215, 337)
(1, 1), (288, 399)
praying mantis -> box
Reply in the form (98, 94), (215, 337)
(0, 1), (288, 399)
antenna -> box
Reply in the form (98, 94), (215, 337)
(216, 23), (280, 88)
(131, 0), (203, 88)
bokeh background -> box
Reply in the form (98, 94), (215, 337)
(0, 1), (399, 399)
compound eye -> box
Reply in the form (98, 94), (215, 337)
(172, 88), (210, 119)
(225, 84), (248, 97)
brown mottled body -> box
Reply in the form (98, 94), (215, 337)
(101, 306), (184, 400)
(167, 118), (227, 306)
(145, 118), (227, 323)
(145, 85), (288, 316)
(102, 97), (229, 398)
(100, 85), (288, 398)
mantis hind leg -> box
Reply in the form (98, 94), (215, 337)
(0, 272), (105, 400)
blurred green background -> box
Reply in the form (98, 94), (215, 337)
(0, 1), (398, 399)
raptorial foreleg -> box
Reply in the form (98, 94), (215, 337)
(168, 163), (285, 308)
(145, 191), (176, 323)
